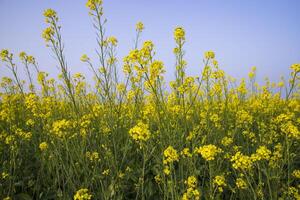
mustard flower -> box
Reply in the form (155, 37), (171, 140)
(51, 119), (73, 138)
(150, 60), (165, 80)
(116, 83), (126, 93)
(86, 0), (103, 11)
(221, 137), (233, 147)
(19, 51), (27, 61)
(204, 51), (215, 59)
(163, 146), (179, 164)
(42, 27), (55, 42)
(86, 151), (100, 162)
(163, 166), (171, 176)
(1, 172), (9, 179)
(80, 54), (90, 62)
(182, 188), (200, 200)
(102, 169), (110, 176)
(39, 142), (48, 151)
(269, 143), (283, 168)
(213, 175), (227, 192)
(154, 175), (162, 184)
(251, 146), (271, 162)
(236, 178), (247, 189)
(0, 49), (9, 61)
(136, 21), (144, 32)
(43, 9), (57, 18)
(184, 176), (197, 188)
(128, 121), (151, 142)
(107, 36), (118, 46)
(292, 170), (300, 179)
(181, 148), (192, 158)
(195, 144), (222, 161)
(174, 27), (185, 42)
(231, 152), (253, 171)
(290, 63), (300, 73)
(74, 188), (92, 200)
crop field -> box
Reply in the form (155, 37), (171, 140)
(0, 0), (299, 199)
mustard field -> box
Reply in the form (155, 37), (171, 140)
(0, 0), (299, 199)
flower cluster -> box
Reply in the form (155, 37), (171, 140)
(86, 151), (100, 162)
(235, 177), (247, 189)
(39, 142), (48, 151)
(213, 175), (227, 192)
(74, 188), (92, 200)
(204, 51), (215, 59)
(163, 146), (179, 164)
(195, 144), (222, 161)
(51, 119), (74, 138)
(86, 0), (103, 11)
(251, 146), (271, 162)
(136, 21), (144, 32)
(174, 27), (185, 42)
(128, 121), (151, 143)
(231, 152), (253, 171)
(182, 176), (200, 200)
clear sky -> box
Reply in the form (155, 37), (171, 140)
(0, 0), (299, 84)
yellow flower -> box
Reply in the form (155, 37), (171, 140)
(51, 119), (73, 138)
(248, 66), (256, 79)
(181, 148), (192, 158)
(231, 152), (253, 171)
(287, 186), (300, 200)
(1, 172), (9, 179)
(182, 188), (200, 200)
(0, 49), (10, 61)
(43, 9), (57, 18)
(292, 170), (300, 179)
(150, 60), (165, 80)
(42, 27), (55, 42)
(117, 83), (126, 93)
(27, 55), (35, 64)
(39, 142), (48, 151)
(185, 176), (197, 188)
(195, 144), (222, 161)
(102, 169), (110, 176)
(86, 0), (102, 11)
(278, 81), (284, 88)
(163, 166), (171, 176)
(213, 175), (226, 192)
(221, 137), (233, 146)
(163, 146), (179, 164)
(107, 36), (118, 46)
(236, 178), (247, 189)
(251, 146), (271, 162)
(290, 63), (300, 73)
(118, 172), (125, 179)
(154, 175), (162, 183)
(204, 51), (215, 59)
(174, 27), (185, 42)
(136, 22), (144, 32)
(19, 51), (27, 61)
(74, 188), (92, 200)
(281, 121), (300, 140)
(128, 121), (151, 143)
(269, 143), (283, 168)
(80, 54), (90, 62)
(86, 151), (100, 162)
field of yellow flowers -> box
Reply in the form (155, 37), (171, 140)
(0, 0), (300, 200)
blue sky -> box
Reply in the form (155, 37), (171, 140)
(0, 0), (299, 84)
